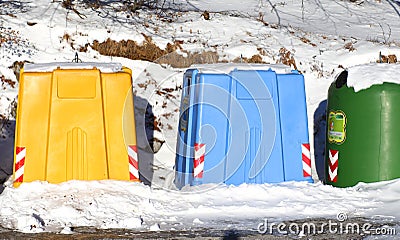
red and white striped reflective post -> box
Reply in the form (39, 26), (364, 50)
(14, 146), (26, 184)
(128, 145), (139, 181)
(328, 149), (339, 182)
(301, 143), (312, 177)
(194, 143), (205, 179)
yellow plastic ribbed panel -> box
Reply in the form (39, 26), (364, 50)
(13, 63), (138, 187)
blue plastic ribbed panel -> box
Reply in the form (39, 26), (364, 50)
(174, 65), (312, 188)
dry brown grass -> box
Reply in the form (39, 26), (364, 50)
(344, 42), (356, 52)
(91, 35), (273, 67)
(156, 51), (219, 68)
(92, 35), (223, 68)
(232, 54), (265, 64)
(377, 53), (398, 63)
(300, 37), (317, 47)
(92, 35), (180, 63)
(277, 47), (298, 70)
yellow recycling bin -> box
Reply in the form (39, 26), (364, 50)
(13, 62), (138, 187)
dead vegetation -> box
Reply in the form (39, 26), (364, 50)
(277, 47), (298, 70)
(92, 35), (181, 63)
(92, 35), (221, 67)
(0, 75), (16, 89)
(9, 61), (31, 81)
(60, 32), (75, 49)
(155, 87), (179, 99)
(300, 37), (317, 47)
(92, 34), (270, 67)
(62, 0), (175, 18)
(344, 42), (356, 52)
(257, 12), (266, 25)
(232, 54), (265, 64)
(0, 27), (22, 46)
(156, 51), (220, 68)
(202, 10), (210, 20)
(377, 53), (398, 63)
(60, 32), (91, 52)
(0, 26), (34, 59)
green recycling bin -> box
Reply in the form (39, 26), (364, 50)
(325, 70), (400, 187)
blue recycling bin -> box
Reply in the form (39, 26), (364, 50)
(175, 64), (312, 188)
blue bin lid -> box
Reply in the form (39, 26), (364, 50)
(189, 63), (292, 74)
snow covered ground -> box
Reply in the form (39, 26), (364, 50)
(1, 178), (400, 235)
(1, 0), (400, 237)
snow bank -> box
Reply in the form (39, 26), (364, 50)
(347, 63), (400, 92)
(1, 179), (400, 233)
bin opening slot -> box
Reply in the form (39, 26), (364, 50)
(335, 70), (348, 89)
